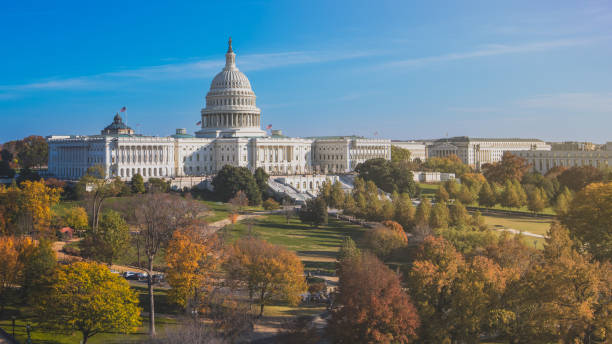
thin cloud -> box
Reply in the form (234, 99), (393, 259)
(385, 37), (603, 68)
(517, 92), (612, 113)
(0, 49), (379, 94)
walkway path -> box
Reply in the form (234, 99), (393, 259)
(495, 228), (546, 238)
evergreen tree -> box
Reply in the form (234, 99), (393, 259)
(394, 192), (415, 231)
(436, 185), (450, 202)
(554, 187), (572, 215)
(501, 180), (520, 209)
(415, 198), (432, 227)
(131, 173), (145, 194)
(450, 201), (469, 227)
(212, 165), (262, 205)
(478, 181), (497, 207)
(430, 201), (449, 229)
(527, 187), (547, 214)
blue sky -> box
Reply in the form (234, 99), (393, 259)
(1, 0), (611, 142)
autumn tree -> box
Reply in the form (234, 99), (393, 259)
(423, 154), (471, 177)
(0, 236), (21, 313)
(18, 180), (61, 235)
(408, 236), (465, 342)
(482, 152), (530, 184)
(391, 145), (412, 163)
(262, 198), (280, 210)
(166, 222), (219, 313)
(456, 184), (474, 204)
(365, 224), (408, 261)
(557, 165), (603, 191)
(63, 206), (89, 231)
(15, 135), (49, 169)
(554, 187), (572, 215)
(500, 180), (521, 209)
(329, 252), (419, 343)
(330, 180), (345, 209)
(560, 182), (612, 261)
(38, 262), (141, 344)
(450, 201), (469, 227)
(225, 237), (306, 317)
(135, 193), (204, 335)
(229, 190), (249, 213)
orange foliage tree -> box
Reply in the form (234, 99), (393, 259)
(224, 237), (306, 317)
(165, 222), (219, 313)
(328, 252), (420, 343)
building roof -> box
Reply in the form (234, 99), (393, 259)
(434, 136), (544, 143)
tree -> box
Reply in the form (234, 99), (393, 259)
(262, 198), (280, 210)
(365, 225), (408, 261)
(329, 252), (419, 343)
(456, 184), (474, 204)
(429, 201), (449, 229)
(15, 135), (48, 169)
(527, 187), (547, 214)
(63, 206), (89, 231)
(500, 180), (521, 209)
(19, 238), (57, 304)
(225, 237), (306, 317)
(414, 199), (432, 228)
(557, 166), (603, 192)
(560, 182), (612, 261)
(436, 185), (449, 202)
(482, 152), (530, 184)
(408, 236), (464, 342)
(337, 236), (361, 264)
(393, 192), (415, 231)
(253, 167), (269, 197)
(422, 154), (471, 177)
(478, 181), (497, 207)
(355, 158), (416, 196)
(330, 181), (345, 209)
(212, 165), (262, 205)
(131, 173), (146, 194)
(450, 201), (469, 227)
(82, 209), (130, 265)
(18, 179), (61, 234)
(554, 187), (572, 215)
(391, 145), (412, 163)
(0, 236), (21, 313)
(229, 190), (249, 213)
(38, 262), (141, 344)
(165, 223), (219, 313)
(299, 196), (328, 227)
(135, 193), (204, 335)
(79, 164), (121, 232)
(147, 178), (170, 193)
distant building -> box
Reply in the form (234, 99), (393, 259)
(47, 39), (391, 181)
(512, 142), (612, 174)
(427, 137), (551, 169)
(391, 141), (427, 161)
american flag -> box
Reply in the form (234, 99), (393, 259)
(196, 121), (202, 126)
(120, 106), (126, 112)
(266, 124), (272, 129)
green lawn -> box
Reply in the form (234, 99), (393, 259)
(226, 214), (367, 274)
(417, 183), (439, 198)
(483, 214), (553, 236)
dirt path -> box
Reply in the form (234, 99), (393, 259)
(495, 228), (546, 238)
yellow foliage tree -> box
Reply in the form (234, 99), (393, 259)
(63, 206), (89, 231)
(166, 223), (219, 312)
(38, 261), (141, 344)
(225, 237), (306, 317)
(18, 180), (61, 234)
(0, 236), (21, 312)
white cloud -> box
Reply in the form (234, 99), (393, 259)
(0, 49), (379, 94)
(385, 37), (603, 68)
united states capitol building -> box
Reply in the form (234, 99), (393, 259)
(47, 39), (391, 188)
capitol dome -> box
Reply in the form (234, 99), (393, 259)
(196, 38), (265, 138)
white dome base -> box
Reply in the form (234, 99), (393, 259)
(195, 127), (266, 138)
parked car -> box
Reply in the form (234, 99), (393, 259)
(123, 271), (140, 280)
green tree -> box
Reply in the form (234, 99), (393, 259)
(456, 184), (474, 204)
(554, 187), (572, 215)
(330, 181), (345, 209)
(147, 178), (170, 193)
(212, 165), (262, 205)
(430, 201), (449, 229)
(393, 193), (415, 231)
(78, 164), (121, 232)
(20, 238), (57, 303)
(560, 182), (612, 261)
(337, 236), (361, 264)
(299, 196), (328, 227)
(391, 145), (412, 163)
(436, 185), (450, 202)
(501, 180), (520, 209)
(253, 167), (269, 197)
(63, 206), (89, 231)
(131, 173), (145, 194)
(470, 210), (488, 231)
(15, 135), (49, 169)
(527, 187), (547, 214)
(96, 210), (129, 265)
(414, 199), (432, 228)
(38, 261), (141, 344)
(478, 181), (497, 207)
(450, 201), (469, 227)
(355, 158), (416, 196)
